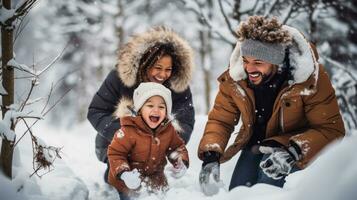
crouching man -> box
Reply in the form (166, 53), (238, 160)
(197, 15), (345, 195)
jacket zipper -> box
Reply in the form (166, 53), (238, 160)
(280, 100), (285, 133)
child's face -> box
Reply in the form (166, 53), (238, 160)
(140, 95), (167, 129)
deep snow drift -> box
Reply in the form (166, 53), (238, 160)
(1, 115), (356, 200)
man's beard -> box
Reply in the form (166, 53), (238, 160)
(246, 71), (275, 88)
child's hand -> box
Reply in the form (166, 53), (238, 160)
(170, 157), (187, 179)
(120, 169), (141, 189)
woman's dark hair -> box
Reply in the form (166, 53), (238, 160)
(138, 43), (181, 86)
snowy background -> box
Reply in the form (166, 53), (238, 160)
(1, 0), (357, 200)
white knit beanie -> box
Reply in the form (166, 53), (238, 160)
(133, 82), (172, 114)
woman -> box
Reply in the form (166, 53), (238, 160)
(87, 26), (195, 182)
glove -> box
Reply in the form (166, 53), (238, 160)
(120, 169), (142, 189)
(259, 144), (301, 180)
(169, 157), (188, 179)
(199, 151), (222, 196)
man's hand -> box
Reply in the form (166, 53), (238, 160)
(259, 145), (301, 180)
(199, 151), (222, 196)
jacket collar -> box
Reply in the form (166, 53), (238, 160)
(121, 116), (171, 135)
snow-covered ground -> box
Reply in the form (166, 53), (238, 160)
(1, 115), (357, 200)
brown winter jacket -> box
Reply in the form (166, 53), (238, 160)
(108, 116), (189, 195)
(198, 25), (345, 169)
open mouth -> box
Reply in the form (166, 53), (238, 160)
(149, 116), (160, 123)
(153, 76), (165, 83)
(248, 72), (261, 78)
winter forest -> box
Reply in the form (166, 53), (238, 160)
(1, 0), (357, 200)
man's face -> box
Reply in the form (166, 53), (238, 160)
(243, 56), (276, 85)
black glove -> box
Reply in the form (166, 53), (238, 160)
(259, 143), (301, 180)
(199, 151), (221, 196)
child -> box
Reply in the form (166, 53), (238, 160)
(107, 82), (189, 199)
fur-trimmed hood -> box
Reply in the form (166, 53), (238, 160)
(114, 98), (184, 133)
(229, 25), (319, 87)
(116, 26), (194, 93)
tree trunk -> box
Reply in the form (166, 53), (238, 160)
(232, 0), (241, 21)
(308, 1), (317, 44)
(116, 0), (125, 49)
(199, 0), (213, 114)
(199, 31), (212, 114)
(1, 0), (15, 179)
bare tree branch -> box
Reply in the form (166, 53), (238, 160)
(21, 119), (62, 178)
(18, 78), (37, 112)
(337, 94), (357, 129)
(37, 44), (69, 76)
(42, 86), (74, 116)
(324, 57), (357, 82)
(218, 0), (238, 38)
(264, 0), (280, 17)
(240, 0), (260, 15)
(14, 17), (30, 43)
(14, 85), (73, 146)
(282, 3), (296, 24)
(179, 0), (235, 45)
(41, 83), (54, 114)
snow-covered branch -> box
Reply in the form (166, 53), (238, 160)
(0, 0), (38, 27)
(0, 80), (8, 95)
(0, 105), (42, 142)
(7, 58), (36, 75)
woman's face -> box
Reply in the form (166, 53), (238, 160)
(243, 56), (277, 85)
(146, 55), (173, 84)
(140, 96), (167, 129)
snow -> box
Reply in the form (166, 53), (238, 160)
(168, 159), (187, 179)
(0, 81), (7, 95)
(299, 88), (314, 96)
(0, 6), (15, 24)
(291, 136), (357, 200)
(7, 58), (35, 75)
(121, 169), (141, 190)
(0, 115), (356, 200)
(0, 106), (44, 142)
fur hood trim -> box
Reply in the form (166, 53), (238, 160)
(113, 97), (134, 119)
(229, 25), (319, 86)
(116, 26), (194, 93)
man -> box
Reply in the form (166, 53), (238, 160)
(198, 16), (345, 194)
